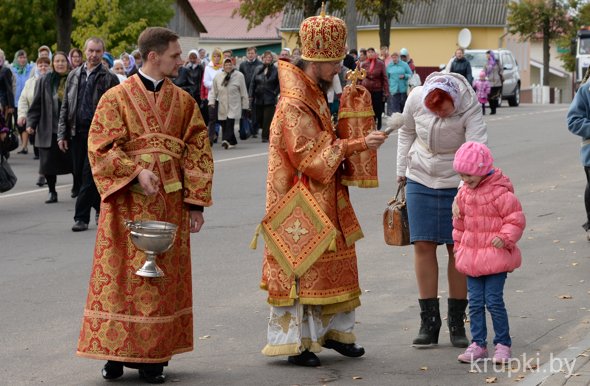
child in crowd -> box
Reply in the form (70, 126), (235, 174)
(452, 142), (526, 364)
(473, 71), (491, 115)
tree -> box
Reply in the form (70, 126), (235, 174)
(235, 0), (346, 30)
(507, 0), (572, 86)
(356, 0), (431, 49)
(56, 0), (75, 53)
(557, 1), (590, 73)
(72, 0), (174, 55)
(0, 0), (58, 60)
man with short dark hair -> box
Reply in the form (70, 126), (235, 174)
(238, 46), (262, 139)
(76, 26), (213, 383)
(58, 37), (119, 231)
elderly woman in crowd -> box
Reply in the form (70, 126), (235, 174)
(248, 51), (279, 143)
(209, 57), (249, 149)
(26, 52), (73, 203)
(396, 72), (487, 348)
(120, 52), (138, 77)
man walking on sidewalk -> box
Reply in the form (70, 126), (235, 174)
(58, 37), (119, 232)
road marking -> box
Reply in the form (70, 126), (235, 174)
(486, 107), (568, 122)
(0, 151), (270, 200)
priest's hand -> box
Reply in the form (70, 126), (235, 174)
(189, 210), (204, 233)
(138, 169), (159, 196)
(364, 130), (387, 150)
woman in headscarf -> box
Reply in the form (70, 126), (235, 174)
(68, 48), (83, 69)
(396, 72), (487, 349)
(120, 52), (138, 77)
(203, 48), (223, 145)
(18, 56), (51, 186)
(208, 57), (249, 149)
(484, 50), (503, 115)
(361, 47), (389, 130)
(26, 52), (73, 203)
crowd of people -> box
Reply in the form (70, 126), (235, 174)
(0, 11), (529, 382)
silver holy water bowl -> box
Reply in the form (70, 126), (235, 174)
(125, 220), (178, 278)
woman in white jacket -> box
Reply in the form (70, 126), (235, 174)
(208, 58), (249, 149)
(396, 72), (487, 348)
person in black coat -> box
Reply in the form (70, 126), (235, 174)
(174, 49), (203, 103)
(239, 47), (262, 139)
(248, 51), (279, 143)
(448, 48), (473, 85)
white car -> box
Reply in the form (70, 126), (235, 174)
(464, 49), (521, 107)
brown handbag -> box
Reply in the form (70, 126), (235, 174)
(383, 182), (410, 246)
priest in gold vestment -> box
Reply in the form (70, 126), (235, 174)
(260, 11), (387, 366)
(76, 27), (213, 383)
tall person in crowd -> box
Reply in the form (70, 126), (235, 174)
(386, 51), (413, 115)
(173, 49), (203, 104)
(361, 47), (388, 130)
(260, 9), (387, 367)
(238, 46), (262, 139)
(76, 27), (213, 383)
(484, 50), (503, 115)
(26, 52), (73, 204)
(249, 50), (279, 143)
(567, 79), (590, 241)
(446, 48), (473, 85)
(58, 37), (119, 232)
(0, 49), (15, 135)
(12, 50), (34, 155)
(203, 48), (223, 145)
(18, 56), (51, 186)
(209, 57), (249, 149)
(397, 73), (486, 349)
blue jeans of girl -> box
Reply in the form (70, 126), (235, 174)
(467, 272), (511, 347)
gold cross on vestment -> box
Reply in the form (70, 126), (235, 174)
(346, 68), (366, 86)
(286, 219), (309, 242)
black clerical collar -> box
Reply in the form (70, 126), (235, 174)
(138, 69), (164, 92)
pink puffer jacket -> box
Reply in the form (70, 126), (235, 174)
(453, 168), (526, 277)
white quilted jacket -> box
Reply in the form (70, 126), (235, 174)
(396, 72), (487, 189)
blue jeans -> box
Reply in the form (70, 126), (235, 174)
(467, 272), (511, 347)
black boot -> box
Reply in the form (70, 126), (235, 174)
(412, 298), (441, 346)
(101, 360), (124, 380)
(448, 298), (469, 348)
(287, 350), (321, 367)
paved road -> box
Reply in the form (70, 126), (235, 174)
(1, 104), (588, 385)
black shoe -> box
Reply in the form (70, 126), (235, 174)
(36, 176), (46, 187)
(261, 139), (269, 143)
(71, 189), (79, 198)
(287, 350), (321, 367)
(17, 148), (28, 154)
(251, 134), (258, 138)
(102, 361), (124, 380)
(33, 155), (39, 160)
(323, 339), (365, 357)
(72, 221), (88, 232)
(45, 192), (57, 204)
(95, 212), (100, 225)
(139, 366), (166, 384)
(221, 140), (229, 149)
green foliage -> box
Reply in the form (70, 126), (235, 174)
(72, 0), (175, 56)
(0, 0), (58, 61)
(507, 0), (571, 40)
(557, 1), (590, 72)
(235, 0), (346, 30)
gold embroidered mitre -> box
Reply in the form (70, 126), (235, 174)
(299, 5), (347, 62)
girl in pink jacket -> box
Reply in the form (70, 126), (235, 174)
(452, 142), (526, 364)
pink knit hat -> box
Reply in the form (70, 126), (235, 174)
(453, 141), (494, 176)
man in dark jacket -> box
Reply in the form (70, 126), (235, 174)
(57, 37), (119, 232)
(448, 48), (473, 85)
(0, 49), (15, 128)
(238, 47), (262, 139)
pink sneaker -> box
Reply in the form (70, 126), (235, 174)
(493, 343), (512, 364)
(458, 342), (488, 363)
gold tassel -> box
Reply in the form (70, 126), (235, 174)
(289, 280), (298, 299)
(328, 236), (337, 252)
(250, 224), (262, 249)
